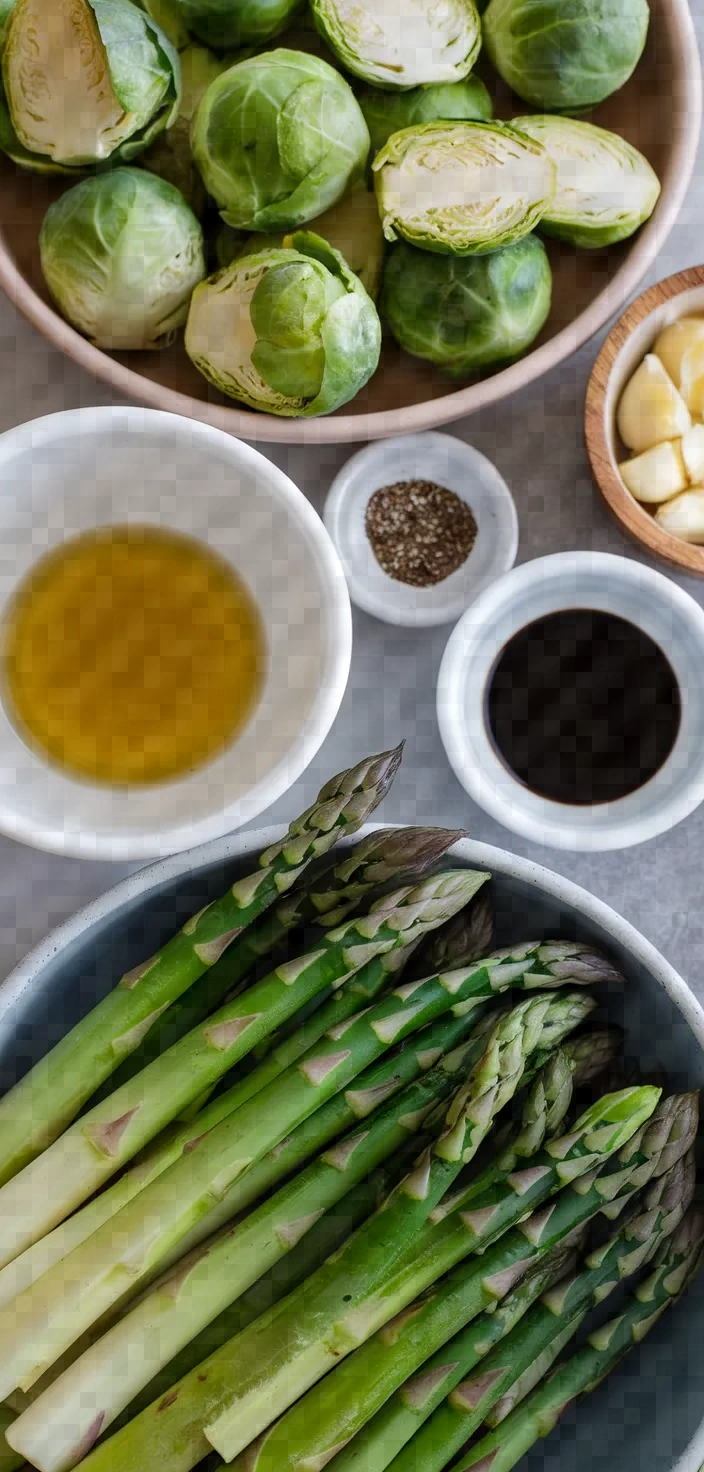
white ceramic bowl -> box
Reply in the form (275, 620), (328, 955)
(437, 551), (704, 851)
(323, 432), (518, 627)
(0, 407), (352, 861)
(1, 824), (703, 1472)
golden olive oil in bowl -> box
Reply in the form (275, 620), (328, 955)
(1, 526), (266, 787)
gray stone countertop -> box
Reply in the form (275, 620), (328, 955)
(1, 33), (703, 1002)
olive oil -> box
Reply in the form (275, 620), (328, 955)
(2, 526), (266, 786)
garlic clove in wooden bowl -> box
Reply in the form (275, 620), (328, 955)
(586, 266), (704, 576)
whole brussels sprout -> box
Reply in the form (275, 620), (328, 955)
(215, 183), (385, 299)
(2, 0), (180, 170)
(513, 116), (660, 248)
(483, 0), (650, 111)
(191, 49), (370, 231)
(185, 231), (381, 415)
(374, 121), (556, 255)
(381, 234), (552, 376)
(141, 43), (236, 213)
(360, 78), (493, 158)
(310, 0), (482, 89)
(40, 168), (205, 350)
(167, 0), (304, 49)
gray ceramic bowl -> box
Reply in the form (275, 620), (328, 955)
(0, 828), (703, 1472)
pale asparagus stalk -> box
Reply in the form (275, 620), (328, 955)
(8, 1035), (494, 1472)
(199, 993), (598, 1460)
(376, 1151), (696, 1472)
(451, 1209), (704, 1472)
(99, 825), (462, 1097)
(0, 748), (403, 1186)
(0, 868), (478, 1272)
(71, 1085), (661, 1472)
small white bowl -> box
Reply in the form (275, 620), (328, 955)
(0, 407), (352, 862)
(437, 550), (704, 852)
(323, 431), (518, 627)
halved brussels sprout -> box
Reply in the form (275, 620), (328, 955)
(215, 183), (386, 299)
(39, 168), (205, 349)
(2, 0), (180, 170)
(311, 0), (481, 88)
(483, 0), (650, 111)
(373, 121), (555, 255)
(191, 49), (370, 231)
(360, 78), (492, 157)
(512, 116), (660, 248)
(381, 233), (552, 376)
(141, 42), (235, 213)
(168, 0), (304, 49)
(185, 230), (381, 415)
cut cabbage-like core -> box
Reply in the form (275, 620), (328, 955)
(185, 257), (305, 414)
(312, 0), (481, 87)
(4, 0), (135, 163)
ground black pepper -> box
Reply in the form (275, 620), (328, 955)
(365, 480), (478, 588)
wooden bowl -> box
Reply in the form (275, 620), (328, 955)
(586, 266), (704, 576)
(0, 0), (701, 446)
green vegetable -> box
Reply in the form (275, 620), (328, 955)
(383, 1152), (695, 1472)
(185, 231), (381, 416)
(170, 0), (304, 49)
(482, 0), (650, 111)
(140, 42), (237, 213)
(8, 1030), (494, 1470)
(310, 0), (481, 88)
(190, 49), (369, 231)
(360, 79), (492, 157)
(373, 122), (556, 255)
(2, 0), (180, 169)
(381, 235), (552, 377)
(39, 169), (205, 350)
(452, 1209), (704, 1472)
(0, 747), (402, 1188)
(136, 0), (191, 49)
(216, 183), (387, 300)
(512, 116), (661, 248)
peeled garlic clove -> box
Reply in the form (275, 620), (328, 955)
(619, 440), (688, 503)
(616, 354), (692, 452)
(679, 340), (704, 417)
(655, 487), (704, 543)
(681, 423), (704, 482)
(653, 317), (704, 387)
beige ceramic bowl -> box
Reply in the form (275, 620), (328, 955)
(0, 0), (701, 446)
(586, 265), (704, 576)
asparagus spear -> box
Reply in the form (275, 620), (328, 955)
(377, 1151), (695, 1472)
(0, 867), (478, 1273)
(8, 1032), (497, 1472)
(405, 894), (495, 983)
(451, 1209), (704, 1472)
(194, 994), (601, 1461)
(0, 748), (403, 1187)
(101, 825), (462, 1095)
(70, 1085), (660, 1472)
(0, 996), (493, 1318)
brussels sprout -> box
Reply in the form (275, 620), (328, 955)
(483, 0), (650, 111)
(185, 230), (381, 415)
(381, 233), (551, 376)
(39, 168), (205, 350)
(512, 116), (660, 247)
(137, 0), (191, 48)
(373, 121), (556, 255)
(168, 0), (304, 49)
(360, 78), (493, 157)
(2, 0), (180, 171)
(310, 0), (481, 88)
(191, 49), (370, 231)
(141, 43), (235, 213)
(216, 183), (386, 298)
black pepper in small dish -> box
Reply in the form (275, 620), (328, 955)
(365, 480), (478, 588)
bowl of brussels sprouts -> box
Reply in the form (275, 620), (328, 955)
(0, 0), (699, 443)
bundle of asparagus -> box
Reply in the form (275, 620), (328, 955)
(0, 746), (699, 1472)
